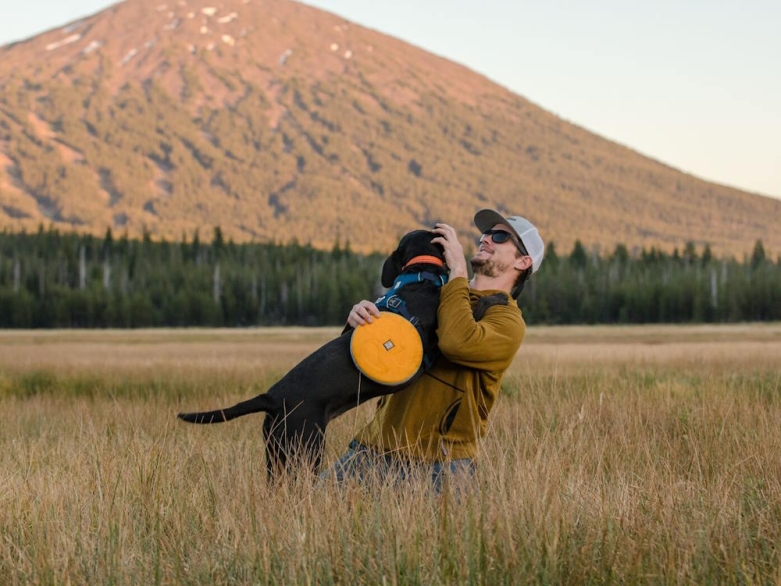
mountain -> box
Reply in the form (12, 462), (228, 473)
(1, 0), (779, 256)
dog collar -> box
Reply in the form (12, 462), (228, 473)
(402, 255), (445, 270)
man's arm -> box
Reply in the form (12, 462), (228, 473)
(436, 277), (525, 370)
(431, 222), (524, 369)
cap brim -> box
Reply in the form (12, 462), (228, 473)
(474, 209), (520, 242)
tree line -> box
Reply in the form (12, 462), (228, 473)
(0, 227), (778, 328)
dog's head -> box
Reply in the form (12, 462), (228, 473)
(381, 230), (446, 287)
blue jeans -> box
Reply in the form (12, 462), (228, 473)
(319, 440), (476, 494)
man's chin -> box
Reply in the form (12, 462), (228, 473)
(471, 257), (495, 277)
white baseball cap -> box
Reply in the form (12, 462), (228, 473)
(474, 209), (545, 274)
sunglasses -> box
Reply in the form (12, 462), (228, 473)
(480, 230), (529, 255)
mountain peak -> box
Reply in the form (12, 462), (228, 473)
(1, 0), (779, 255)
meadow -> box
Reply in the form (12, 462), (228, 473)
(1, 324), (780, 585)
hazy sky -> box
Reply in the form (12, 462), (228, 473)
(2, 0), (779, 200)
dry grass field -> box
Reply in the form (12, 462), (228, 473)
(1, 324), (780, 584)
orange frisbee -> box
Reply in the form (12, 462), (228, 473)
(350, 312), (423, 385)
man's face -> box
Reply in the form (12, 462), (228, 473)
(471, 223), (523, 277)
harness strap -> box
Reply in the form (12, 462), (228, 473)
(390, 271), (448, 290)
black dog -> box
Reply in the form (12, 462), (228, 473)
(178, 230), (450, 478)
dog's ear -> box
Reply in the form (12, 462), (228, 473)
(382, 231), (417, 286)
(381, 250), (403, 287)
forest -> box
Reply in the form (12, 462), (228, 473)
(0, 226), (778, 328)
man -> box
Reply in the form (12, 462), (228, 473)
(321, 209), (544, 491)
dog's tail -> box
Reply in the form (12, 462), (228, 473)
(178, 393), (275, 424)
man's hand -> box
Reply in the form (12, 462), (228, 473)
(347, 300), (381, 327)
(432, 223), (468, 280)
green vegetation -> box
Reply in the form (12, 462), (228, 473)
(0, 225), (380, 327)
(0, 228), (778, 327)
(529, 238), (781, 323)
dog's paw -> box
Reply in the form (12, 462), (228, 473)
(472, 293), (509, 321)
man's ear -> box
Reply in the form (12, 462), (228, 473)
(515, 255), (533, 272)
(381, 251), (403, 287)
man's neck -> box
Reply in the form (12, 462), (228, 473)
(469, 273), (513, 293)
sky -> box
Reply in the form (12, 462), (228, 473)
(1, 0), (779, 200)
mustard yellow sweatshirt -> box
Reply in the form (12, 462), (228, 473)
(355, 277), (526, 462)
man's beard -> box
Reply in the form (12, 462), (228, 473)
(470, 256), (510, 278)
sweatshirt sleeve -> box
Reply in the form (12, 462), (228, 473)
(435, 277), (526, 370)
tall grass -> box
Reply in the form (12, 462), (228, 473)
(1, 325), (780, 584)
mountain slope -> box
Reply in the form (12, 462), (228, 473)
(1, 0), (779, 256)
